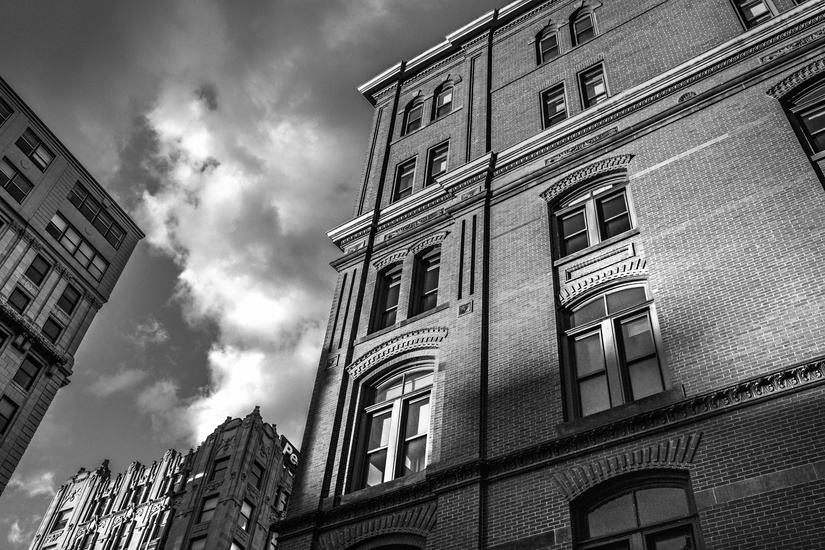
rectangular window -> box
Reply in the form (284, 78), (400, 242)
(16, 128), (54, 171)
(25, 254), (51, 286)
(0, 396), (17, 434)
(557, 187), (633, 257)
(434, 86), (453, 119)
(46, 213), (109, 281)
(231, 542), (243, 550)
(0, 157), (34, 203)
(573, 13), (596, 45)
(68, 182), (126, 248)
(275, 488), (291, 513)
(538, 32), (559, 63)
(189, 538), (206, 550)
(51, 509), (72, 532)
(57, 284), (81, 315)
(238, 500), (253, 531)
(9, 287), (31, 313)
(425, 142), (449, 187)
(42, 317), (63, 344)
(580, 64), (608, 108)
(733, 0), (773, 28)
(372, 264), (402, 332)
(198, 495), (218, 523)
(0, 99), (11, 125)
(541, 84), (567, 129)
(404, 102), (424, 134)
(410, 247), (440, 316)
(13, 355), (42, 390)
(393, 159), (416, 202)
(249, 461), (264, 489)
(209, 457), (230, 481)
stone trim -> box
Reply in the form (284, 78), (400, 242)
(0, 300), (69, 366)
(760, 27), (825, 65)
(540, 155), (634, 203)
(403, 52), (464, 91)
(551, 433), (702, 501)
(765, 55), (825, 99)
(408, 232), (448, 256)
(493, 0), (564, 40)
(315, 501), (436, 550)
(347, 327), (449, 379)
(373, 250), (407, 271)
(560, 258), (647, 305)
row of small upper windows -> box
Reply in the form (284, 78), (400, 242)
(401, 82), (454, 137)
(540, 63), (608, 131)
(535, 6), (598, 65)
(392, 140), (449, 202)
(371, 246), (441, 333)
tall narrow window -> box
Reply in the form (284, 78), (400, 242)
(572, 10), (597, 45)
(0, 396), (16, 434)
(372, 264), (402, 332)
(8, 287), (31, 313)
(209, 457), (230, 481)
(393, 159), (416, 202)
(42, 317), (63, 344)
(238, 500), (253, 530)
(249, 462), (264, 490)
(542, 84), (567, 129)
(16, 128), (54, 171)
(198, 495), (219, 523)
(403, 100), (424, 135)
(12, 355), (42, 391)
(51, 509), (72, 532)
(564, 285), (666, 418)
(732, 0), (773, 29)
(789, 80), (825, 155)
(410, 247), (440, 316)
(425, 142), (449, 186)
(580, 64), (608, 108)
(57, 284), (81, 315)
(356, 368), (433, 489)
(0, 99), (11, 125)
(25, 254), (51, 286)
(556, 185), (633, 258)
(433, 84), (453, 119)
(0, 157), (33, 202)
(537, 29), (560, 64)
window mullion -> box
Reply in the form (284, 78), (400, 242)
(602, 318), (624, 407)
(384, 400), (402, 482)
(585, 201), (599, 246)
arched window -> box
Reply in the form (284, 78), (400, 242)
(571, 8), (597, 46)
(355, 367), (434, 489)
(433, 83), (453, 119)
(403, 99), (424, 135)
(788, 79), (825, 157)
(573, 471), (702, 549)
(536, 26), (560, 64)
(563, 284), (667, 418)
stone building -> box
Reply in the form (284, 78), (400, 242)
(276, 0), (825, 548)
(29, 407), (298, 550)
(0, 76), (143, 495)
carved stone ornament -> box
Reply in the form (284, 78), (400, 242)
(45, 532), (62, 544)
(408, 231), (448, 256)
(766, 55), (825, 99)
(761, 28), (825, 65)
(540, 155), (634, 204)
(347, 327), (449, 379)
(315, 501), (437, 550)
(678, 91), (697, 103)
(560, 258), (647, 306)
(0, 300), (69, 365)
(373, 250), (408, 271)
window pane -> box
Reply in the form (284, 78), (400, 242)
(90, 256), (108, 280)
(647, 527), (695, 550)
(561, 210), (586, 234)
(9, 288), (30, 313)
(403, 371), (433, 393)
(588, 493), (635, 538)
(574, 332), (605, 377)
(575, 15), (595, 43)
(400, 436), (427, 476)
(628, 357), (664, 400)
(406, 104), (423, 133)
(579, 374), (610, 416)
(365, 449), (387, 487)
(620, 314), (656, 362)
(61, 228), (81, 252)
(637, 487), (690, 526)
(540, 33), (559, 62)
(0, 159), (14, 182)
(561, 210), (588, 255)
(571, 299), (606, 327)
(367, 411), (392, 450)
(801, 106), (825, 152)
(606, 287), (647, 314)
(375, 377), (403, 402)
(404, 397), (430, 438)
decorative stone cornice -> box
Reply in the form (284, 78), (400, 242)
(373, 250), (408, 271)
(403, 52), (464, 91)
(382, 208), (448, 243)
(0, 300), (69, 366)
(766, 55), (825, 99)
(560, 258), (647, 305)
(551, 433), (702, 501)
(541, 155), (634, 204)
(347, 327), (449, 379)
(760, 27), (825, 65)
(408, 232), (448, 256)
(493, 0), (563, 39)
(315, 501), (437, 550)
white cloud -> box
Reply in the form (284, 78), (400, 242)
(88, 366), (150, 398)
(127, 317), (170, 348)
(7, 471), (55, 498)
(7, 520), (25, 544)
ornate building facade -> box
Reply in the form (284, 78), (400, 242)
(29, 408), (298, 550)
(276, 0), (825, 548)
(0, 76), (143, 495)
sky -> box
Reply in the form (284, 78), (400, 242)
(0, 0), (505, 546)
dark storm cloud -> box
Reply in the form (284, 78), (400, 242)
(196, 83), (219, 111)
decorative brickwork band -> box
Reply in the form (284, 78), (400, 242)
(347, 327), (449, 379)
(373, 250), (407, 271)
(560, 258), (647, 305)
(550, 433), (702, 501)
(766, 56), (825, 99)
(408, 231), (448, 256)
(540, 155), (634, 203)
(315, 501), (437, 550)
(760, 29), (825, 65)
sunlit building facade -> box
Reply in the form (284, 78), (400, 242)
(276, 0), (825, 548)
(0, 77), (143, 495)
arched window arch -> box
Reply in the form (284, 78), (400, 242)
(536, 23), (560, 64)
(787, 78), (825, 157)
(562, 282), (668, 418)
(572, 470), (702, 549)
(402, 98), (424, 135)
(432, 82), (453, 120)
(571, 6), (597, 46)
(353, 364), (434, 489)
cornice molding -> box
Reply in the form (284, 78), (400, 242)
(766, 54), (825, 99)
(347, 327), (449, 380)
(494, 0), (563, 39)
(760, 26), (825, 65)
(540, 154), (634, 203)
(496, 127), (618, 178)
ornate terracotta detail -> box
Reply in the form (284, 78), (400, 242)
(429, 461), (482, 493)
(403, 53), (464, 91)
(551, 433), (703, 500)
(0, 300), (69, 365)
(493, 0), (563, 39)
(678, 91), (697, 103)
(378, 196), (450, 233)
(204, 480), (223, 493)
(761, 28), (825, 65)
(541, 155), (634, 204)
(382, 208), (448, 242)
(347, 327), (449, 379)
(408, 232), (449, 256)
(560, 258), (647, 305)
(8, 220), (24, 235)
(315, 501), (437, 550)
(766, 55), (825, 99)
(373, 250), (407, 271)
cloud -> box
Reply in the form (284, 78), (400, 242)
(7, 471), (55, 498)
(127, 317), (170, 348)
(7, 520), (25, 545)
(88, 366), (151, 398)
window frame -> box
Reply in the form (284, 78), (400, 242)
(24, 254), (52, 286)
(541, 83), (568, 130)
(68, 182), (127, 249)
(56, 284), (81, 315)
(432, 84), (454, 120)
(537, 28), (560, 64)
(8, 286), (32, 313)
(238, 500), (254, 531)
(730, 0), (775, 30)
(42, 316), (64, 344)
(0, 157), (34, 203)
(51, 509), (72, 532)
(409, 246), (441, 317)
(579, 63), (609, 109)
(249, 461), (264, 490)
(16, 128), (54, 172)
(371, 263), (403, 333)
(425, 141), (449, 187)
(787, 79), (825, 159)
(0, 395), (17, 434)
(0, 99), (12, 126)
(571, 10), (597, 46)
(45, 213), (109, 281)
(209, 457), (230, 481)
(198, 494), (219, 523)
(393, 158), (417, 202)
(12, 355), (42, 391)
(403, 100), (424, 135)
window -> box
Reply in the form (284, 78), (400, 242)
(573, 472), (701, 550)
(542, 84), (567, 129)
(42, 317), (63, 344)
(57, 284), (81, 315)
(198, 495), (218, 523)
(51, 509), (72, 532)
(238, 500), (253, 530)
(0, 157), (34, 202)
(189, 538), (206, 550)
(8, 287), (31, 313)
(12, 355), (42, 391)
(16, 128), (54, 171)
(68, 182), (126, 248)
(0, 99), (11, 125)
(537, 29), (560, 64)
(0, 396), (17, 434)
(25, 254), (51, 286)
(410, 247), (440, 316)
(209, 457), (230, 481)
(732, 0), (773, 29)
(556, 185), (633, 257)
(789, 80), (825, 155)
(425, 142), (449, 186)
(46, 213), (109, 281)
(572, 10), (597, 46)
(275, 488), (291, 513)
(580, 64), (608, 108)
(564, 285), (666, 418)
(393, 159), (416, 201)
(249, 461), (264, 489)
(372, 264), (402, 332)
(231, 542), (243, 550)
(433, 84), (453, 119)
(356, 368), (433, 489)
(403, 100), (424, 135)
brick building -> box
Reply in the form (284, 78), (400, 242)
(0, 77), (143, 495)
(28, 407), (299, 550)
